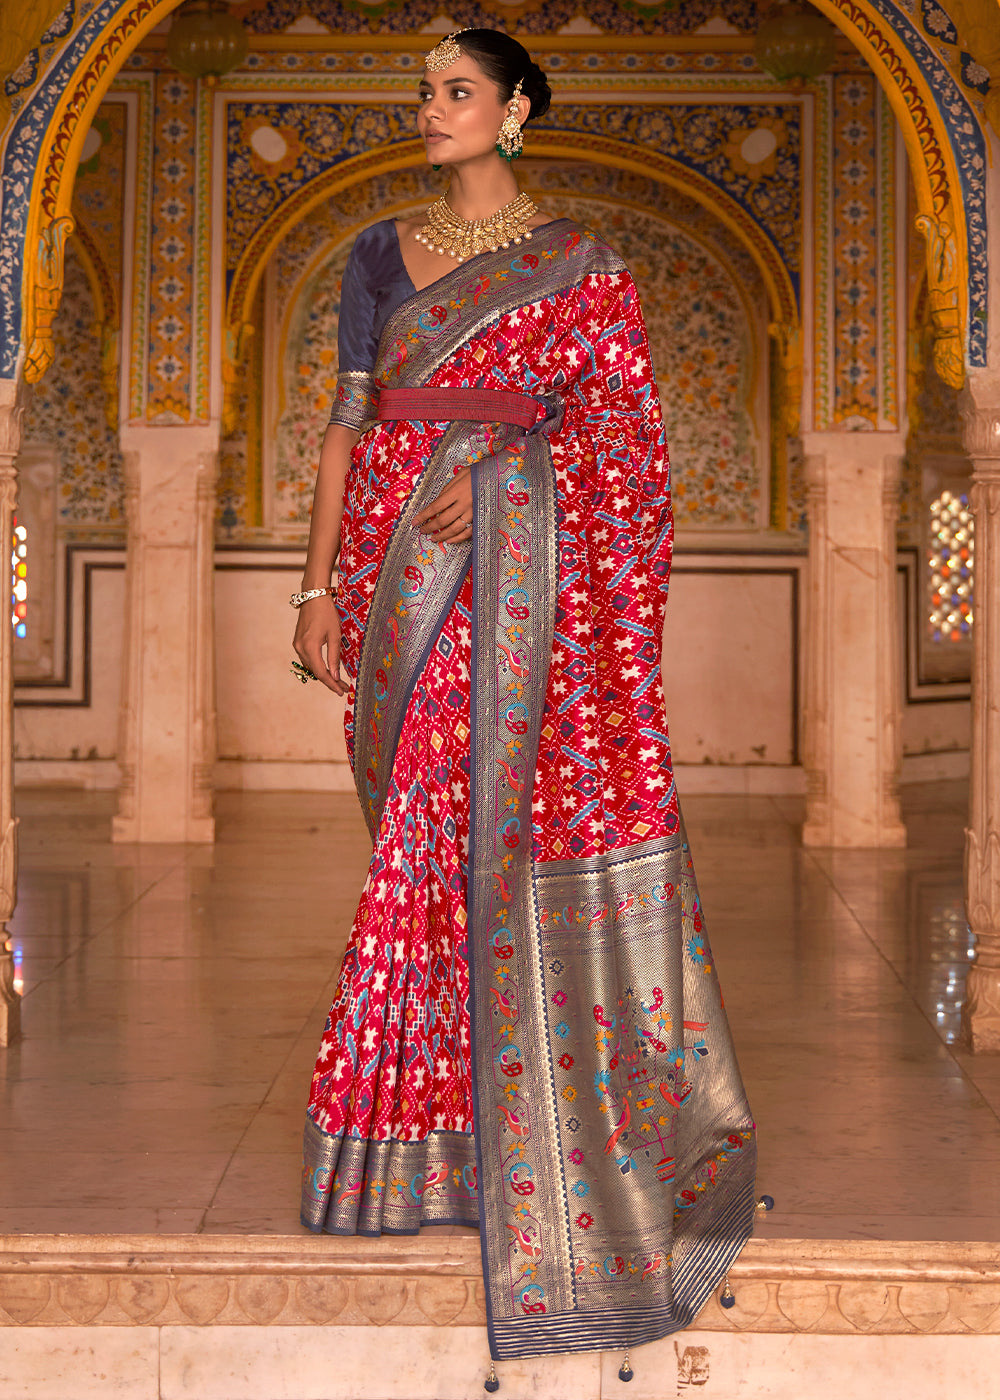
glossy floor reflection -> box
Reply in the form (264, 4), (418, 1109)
(3, 780), (995, 1241)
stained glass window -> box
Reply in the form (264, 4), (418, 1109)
(928, 490), (973, 643)
(10, 516), (26, 639)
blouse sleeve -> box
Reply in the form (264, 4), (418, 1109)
(328, 236), (378, 432)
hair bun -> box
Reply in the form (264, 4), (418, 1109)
(524, 61), (551, 121)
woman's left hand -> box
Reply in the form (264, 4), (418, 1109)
(414, 466), (474, 543)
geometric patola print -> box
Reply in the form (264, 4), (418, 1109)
(147, 74), (198, 422)
(542, 196), (765, 529)
(211, 151), (774, 537)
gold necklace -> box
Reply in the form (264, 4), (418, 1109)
(415, 192), (539, 263)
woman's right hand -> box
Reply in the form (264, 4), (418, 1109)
(293, 595), (348, 696)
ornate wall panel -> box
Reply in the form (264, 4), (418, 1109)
(110, 75), (155, 422)
(231, 0), (760, 36)
(814, 71), (899, 432)
(832, 72), (882, 428)
(272, 238), (354, 529)
(19, 243), (125, 534)
(820, 0), (987, 367)
(146, 73), (197, 422)
(877, 84), (897, 427)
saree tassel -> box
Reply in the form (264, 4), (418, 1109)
(618, 1350), (634, 1382)
(484, 1363), (500, 1393)
(720, 1276), (736, 1309)
(756, 1193), (775, 1214)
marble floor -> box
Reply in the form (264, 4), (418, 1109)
(2, 779), (997, 1243)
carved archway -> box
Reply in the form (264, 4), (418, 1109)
(2, 0), (181, 385)
(815, 0), (986, 386)
(0, 0), (989, 396)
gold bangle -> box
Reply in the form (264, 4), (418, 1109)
(290, 587), (336, 609)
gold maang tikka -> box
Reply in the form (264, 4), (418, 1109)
(424, 28), (471, 72)
(496, 78), (525, 160)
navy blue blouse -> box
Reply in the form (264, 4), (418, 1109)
(328, 220), (414, 430)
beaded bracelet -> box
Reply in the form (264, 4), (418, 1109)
(290, 586), (337, 609)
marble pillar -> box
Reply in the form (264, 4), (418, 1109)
(961, 372), (1000, 1052)
(0, 378), (25, 1044)
(112, 425), (219, 844)
(801, 432), (907, 848)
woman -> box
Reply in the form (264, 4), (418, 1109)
(293, 28), (758, 1368)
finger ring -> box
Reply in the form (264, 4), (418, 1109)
(291, 660), (318, 684)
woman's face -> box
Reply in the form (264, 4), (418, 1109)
(416, 54), (510, 165)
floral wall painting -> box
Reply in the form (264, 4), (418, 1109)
(20, 243), (125, 536)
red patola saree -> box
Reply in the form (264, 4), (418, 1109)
(301, 216), (757, 1360)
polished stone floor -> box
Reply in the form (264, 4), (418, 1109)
(3, 779), (997, 1242)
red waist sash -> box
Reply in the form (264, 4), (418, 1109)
(377, 387), (542, 430)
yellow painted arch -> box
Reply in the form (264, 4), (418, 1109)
(21, 0), (182, 382)
(813, 0), (971, 385)
(14, 0), (982, 392)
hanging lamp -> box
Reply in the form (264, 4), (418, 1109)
(754, 1), (837, 81)
(167, 0), (248, 84)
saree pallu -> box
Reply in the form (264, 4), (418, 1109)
(302, 219), (757, 1359)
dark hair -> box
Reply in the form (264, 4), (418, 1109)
(455, 30), (551, 122)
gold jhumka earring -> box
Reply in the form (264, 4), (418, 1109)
(496, 78), (525, 161)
